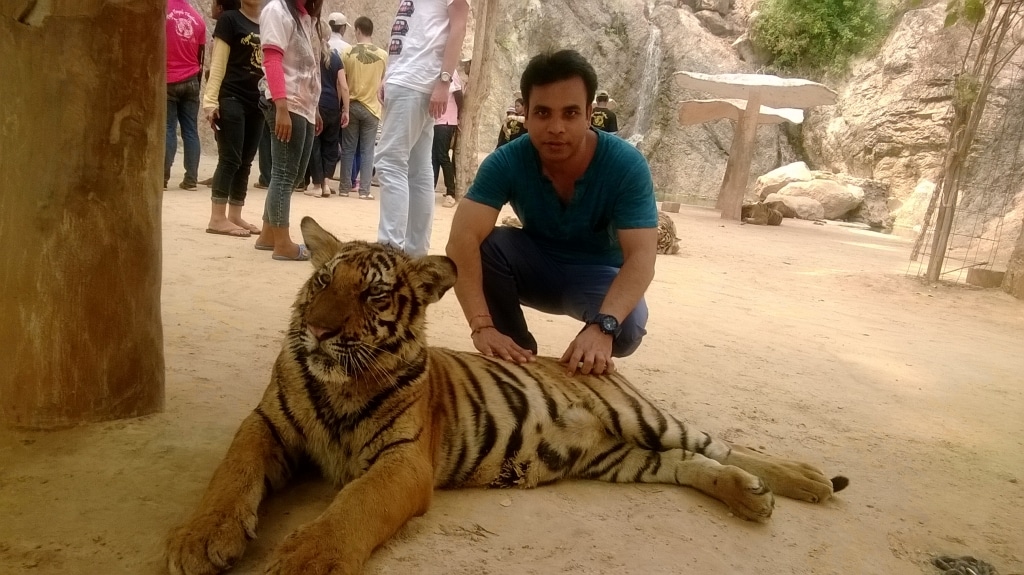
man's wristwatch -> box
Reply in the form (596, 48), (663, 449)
(587, 313), (620, 336)
(439, 71), (453, 83)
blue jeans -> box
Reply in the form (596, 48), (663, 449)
(480, 226), (648, 357)
(165, 75), (202, 186)
(261, 102), (314, 227)
(212, 97), (263, 205)
(375, 84), (435, 256)
(340, 101), (378, 196)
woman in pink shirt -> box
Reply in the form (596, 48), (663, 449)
(253, 0), (324, 261)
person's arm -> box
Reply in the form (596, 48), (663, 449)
(197, 42), (205, 73)
(453, 89), (464, 123)
(429, 0), (469, 119)
(559, 227), (656, 376)
(262, 45), (293, 141)
(337, 60), (350, 128)
(202, 38), (229, 112)
(446, 199), (534, 363)
(608, 112), (619, 135)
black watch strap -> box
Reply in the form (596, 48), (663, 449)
(587, 313), (620, 336)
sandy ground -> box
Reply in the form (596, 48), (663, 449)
(2, 155), (1023, 575)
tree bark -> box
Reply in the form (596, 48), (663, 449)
(718, 91), (762, 221)
(0, 1), (165, 429)
(455, 0), (499, 198)
(1004, 220), (1024, 299)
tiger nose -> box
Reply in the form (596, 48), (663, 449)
(308, 324), (337, 341)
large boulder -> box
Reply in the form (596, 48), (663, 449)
(802, 4), (955, 213)
(815, 171), (893, 230)
(777, 179), (864, 219)
(753, 161), (813, 200)
(764, 193), (825, 220)
(694, 10), (737, 37)
(682, 0), (730, 16)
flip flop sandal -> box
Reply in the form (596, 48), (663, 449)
(271, 244), (310, 261)
(206, 228), (250, 237)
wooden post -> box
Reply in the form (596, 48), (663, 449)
(718, 91), (762, 221)
(455, 0), (499, 198)
(0, 1), (165, 428)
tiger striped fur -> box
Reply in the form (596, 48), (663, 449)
(657, 211), (681, 254)
(166, 217), (847, 575)
(741, 202), (784, 226)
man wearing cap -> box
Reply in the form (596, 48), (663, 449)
(375, 0), (470, 257)
(327, 12), (350, 55)
(590, 89), (618, 135)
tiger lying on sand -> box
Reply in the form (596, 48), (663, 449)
(166, 217), (848, 575)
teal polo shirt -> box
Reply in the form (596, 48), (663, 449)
(466, 129), (658, 267)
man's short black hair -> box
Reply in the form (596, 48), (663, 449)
(514, 97), (524, 106)
(596, 95), (609, 103)
(354, 16), (373, 36)
(519, 49), (598, 110)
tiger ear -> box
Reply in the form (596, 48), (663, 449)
(300, 217), (342, 267)
(408, 255), (457, 304)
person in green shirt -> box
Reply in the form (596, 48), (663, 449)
(446, 49), (658, 377)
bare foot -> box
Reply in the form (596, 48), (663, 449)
(228, 217), (260, 235)
(271, 243), (309, 261)
(255, 229), (273, 247)
(207, 218), (249, 236)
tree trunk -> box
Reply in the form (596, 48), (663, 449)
(455, 0), (499, 198)
(1004, 219), (1024, 299)
(718, 91), (762, 221)
(0, 1), (165, 429)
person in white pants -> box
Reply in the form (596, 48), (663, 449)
(375, 0), (469, 257)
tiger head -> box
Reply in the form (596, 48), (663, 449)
(292, 217), (457, 377)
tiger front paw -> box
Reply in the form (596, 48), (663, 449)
(166, 507), (257, 575)
(716, 466), (775, 522)
(265, 522), (358, 575)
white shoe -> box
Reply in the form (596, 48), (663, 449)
(442, 195), (456, 208)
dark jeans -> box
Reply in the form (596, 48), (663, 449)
(306, 106), (340, 185)
(261, 102), (314, 227)
(257, 121), (272, 186)
(165, 75), (202, 186)
(340, 101), (378, 196)
(212, 97), (263, 205)
(432, 124), (457, 196)
(480, 226), (648, 357)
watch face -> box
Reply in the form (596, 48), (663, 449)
(600, 315), (618, 334)
(440, 72), (452, 82)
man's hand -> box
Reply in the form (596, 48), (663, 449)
(429, 81), (449, 119)
(340, 109), (350, 129)
(471, 327), (534, 364)
(559, 324), (615, 376)
(315, 111), (323, 136)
